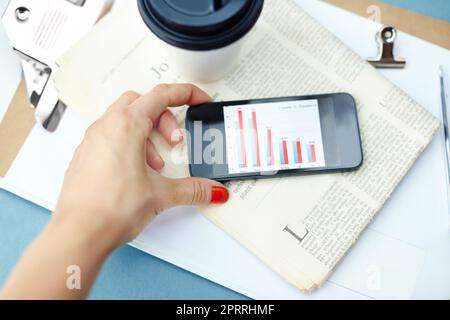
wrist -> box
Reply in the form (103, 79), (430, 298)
(48, 210), (118, 259)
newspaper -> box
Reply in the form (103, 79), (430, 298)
(54, 0), (439, 291)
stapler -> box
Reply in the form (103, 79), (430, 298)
(2, 0), (110, 132)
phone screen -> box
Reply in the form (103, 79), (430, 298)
(186, 93), (362, 181)
(223, 99), (326, 174)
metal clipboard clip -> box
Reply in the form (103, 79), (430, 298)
(368, 25), (406, 69)
(2, 0), (109, 132)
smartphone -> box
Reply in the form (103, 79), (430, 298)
(186, 93), (363, 181)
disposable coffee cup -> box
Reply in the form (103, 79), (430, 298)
(138, 0), (264, 83)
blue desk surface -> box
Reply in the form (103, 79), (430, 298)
(1, 0), (449, 300)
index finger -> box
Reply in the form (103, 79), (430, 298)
(130, 83), (211, 124)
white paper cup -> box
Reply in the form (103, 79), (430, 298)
(138, 0), (264, 83)
(161, 37), (245, 83)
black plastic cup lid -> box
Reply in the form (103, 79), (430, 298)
(138, 0), (264, 51)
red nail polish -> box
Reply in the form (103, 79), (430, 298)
(211, 186), (229, 204)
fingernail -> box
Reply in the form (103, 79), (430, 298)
(176, 129), (184, 142)
(211, 186), (229, 204)
(171, 129), (184, 146)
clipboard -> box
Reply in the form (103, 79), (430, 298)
(325, 0), (450, 51)
(0, 79), (34, 177)
(0, 0), (449, 299)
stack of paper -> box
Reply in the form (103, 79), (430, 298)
(54, 0), (439, 292)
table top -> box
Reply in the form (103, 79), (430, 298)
(0, 0), (449, 300)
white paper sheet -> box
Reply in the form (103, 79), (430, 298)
(1, 0), (449, 299)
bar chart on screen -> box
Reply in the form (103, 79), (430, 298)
(224, 100), (326, 174)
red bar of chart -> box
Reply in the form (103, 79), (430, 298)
(238, 110), (247, 168)
(307, 143), (317, 163)
(279, 138), (289, 165)
(252, 112), (261, 167)
(267, 129), (275, 166)
(310, 143), (317, 162)
(295, 140), (303, 164)
(282, 139), (289, 165)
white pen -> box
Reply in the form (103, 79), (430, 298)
(439, 66), (450, 219)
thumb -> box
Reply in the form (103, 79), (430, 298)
(167, 177), (230, 207)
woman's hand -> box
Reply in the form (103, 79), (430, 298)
(1, 84), (229, 300)
(55, 83), (229, 251)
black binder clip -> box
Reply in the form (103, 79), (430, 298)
(368, 25), (406, 68)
